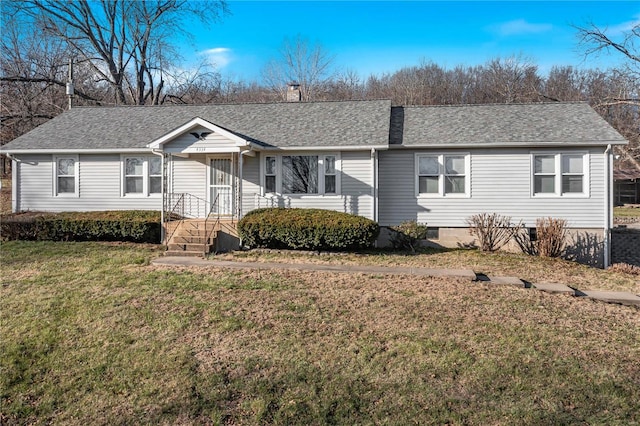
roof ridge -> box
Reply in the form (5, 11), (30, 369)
(69, 98), (392, 109)
(400, 101), (589, 109)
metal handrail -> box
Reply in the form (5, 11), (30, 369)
(164, 192), (210, 244)
(203, 193), (220, 253)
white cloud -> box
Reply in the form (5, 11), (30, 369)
(493, 19), (553, 36)
(606, 13), (640, 36)
(199, 47), (232, 69)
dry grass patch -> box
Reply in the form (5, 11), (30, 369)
(217, 248), (640, 294)
(0, 177), (11, 215)
(2, 241), (639, 425)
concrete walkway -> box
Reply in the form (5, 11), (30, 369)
(153, 257), (477, 280)
(152, 256), (640, 307)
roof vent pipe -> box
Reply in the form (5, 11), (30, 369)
(286, 83), (301, 102)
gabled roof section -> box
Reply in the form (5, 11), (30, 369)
(147, 117), (248, 149)
(2, 99), (392, 152)
(390, 102), (628, 147)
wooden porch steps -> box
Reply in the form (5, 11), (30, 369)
(164, 219), (238, 257)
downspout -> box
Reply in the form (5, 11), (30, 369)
(239, 147), (253, 219)
(603, 144), (612, 268)
(371, 148), (378, 223)
(5, 153), (19, 213)
(151, 149), (165, 244)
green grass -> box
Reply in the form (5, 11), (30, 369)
(2, 241), (640, 425)
(615, 206), (640, 218)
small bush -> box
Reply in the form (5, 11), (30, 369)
(466, 213), (520, 252)
(608, 263), (640, 275)
(515, 217), (567, 258)
(238, 208), (379, 251)
(0, 210), (161, 243)
(390, 221), (428, 252)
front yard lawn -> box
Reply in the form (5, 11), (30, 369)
(1, 241), (639, 425)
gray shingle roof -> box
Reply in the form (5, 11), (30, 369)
(390, 102), (627, 146)
(2, 100), (627, 152)
(2, 100), (392, 151)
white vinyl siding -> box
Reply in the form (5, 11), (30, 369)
(15, 154), (161, 212)
(379, 147), (605, 228)
(169, 154), (208, 217)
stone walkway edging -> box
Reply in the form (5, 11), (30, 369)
(153, 257), (640, 307)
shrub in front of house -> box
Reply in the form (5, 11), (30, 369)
(514, 217), (568, 258)
(466, 212), (521, 252)
(238, 208), (379, 251)
(0, 210), (161, 243)
(389, 220), (429, 252)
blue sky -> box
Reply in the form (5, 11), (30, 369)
(187, 1), (640, 82)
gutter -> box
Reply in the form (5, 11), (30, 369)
(386, 141), (628, 150)
(604, 144), (612, 268)
(151, 149), (165, 244)
(238, 147), (253, 219)
(0, 148), (154, 154)
(5, 153), (19, 212)
(371, 148), (378, 224)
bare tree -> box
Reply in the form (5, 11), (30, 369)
(262, 35), (335, 101)
(3, 0), (228, 106)
(575, 22), (640, 170)
(0, 11), (106, 144)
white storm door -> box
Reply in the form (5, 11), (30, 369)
(209, 158), (233, 216)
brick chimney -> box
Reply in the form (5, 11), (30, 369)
(286, 83), (301, 102)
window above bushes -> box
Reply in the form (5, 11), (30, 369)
(532, 152), (589, 197)
(122, 156), (162, 197)
(416, 153), (469, 197)
(262, 154), (340, 195)
(53, 155), (78, 197)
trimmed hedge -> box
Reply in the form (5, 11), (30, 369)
(238, 208), (379, 251)
(0, 210), (161, 243)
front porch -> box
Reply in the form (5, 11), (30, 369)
(164, 217), (240, 257)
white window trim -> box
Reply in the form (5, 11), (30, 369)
(53, 155), (79, 197)
(415, 153), (470, 198)
(530, 152), (590, 198)
(260, 152), (341, 196)
(121, 155), (162, 197)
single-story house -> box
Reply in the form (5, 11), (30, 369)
(0, 96), (627, 266)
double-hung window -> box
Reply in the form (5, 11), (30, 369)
(417, 153), (469, 197)
(123, 156), (162, 196)
(264, 154), (339, 195)
(265, 156), (277, 193)
(532, 153), (587, 196)
(54, 155), (78, 196)
(324, 155), (337, 194)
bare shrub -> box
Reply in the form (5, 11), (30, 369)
(515, 217), (568, 258)
(514, 227), (537, 255)
(390, 221), (428, 253)
(608, 263), (640, 275)
(466, 213), (520, 252)
(536, 217), (567, 257)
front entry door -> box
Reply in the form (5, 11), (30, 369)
(209, 158), (233, 216)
